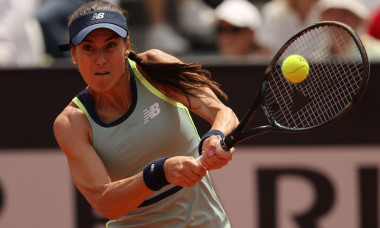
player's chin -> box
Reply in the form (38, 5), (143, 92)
(91, 82), (114, 93)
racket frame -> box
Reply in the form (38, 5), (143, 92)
(221, 21), (370, 150)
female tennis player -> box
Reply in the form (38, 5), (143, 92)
(53, 0), (238, 227)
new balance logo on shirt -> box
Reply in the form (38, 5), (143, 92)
(143, 103), (160, 124)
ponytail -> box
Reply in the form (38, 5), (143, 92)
(128, 50), (228, 105)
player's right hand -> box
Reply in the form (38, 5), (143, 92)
(164, 156), (206, 188)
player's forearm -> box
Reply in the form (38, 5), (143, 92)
(88, 172), (153, 220)
(210, 107), (239, 135)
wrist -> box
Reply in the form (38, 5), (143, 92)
(198, 129), (224, 155)
(143, 157), (170, 191)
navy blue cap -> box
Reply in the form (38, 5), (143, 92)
(69, 10), (128, 45)
(59, 10), (128, 51)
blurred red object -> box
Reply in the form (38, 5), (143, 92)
(368, 7), (380, 40)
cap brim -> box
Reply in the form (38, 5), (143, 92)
(71, 23), (128, 45)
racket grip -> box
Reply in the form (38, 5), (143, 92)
(219, 137), (230, 151)
(220, 135), (234, 151)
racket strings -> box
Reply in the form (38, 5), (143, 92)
(265, 24), (365, 129)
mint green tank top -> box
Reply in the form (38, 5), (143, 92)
(72, 59), (230, 227)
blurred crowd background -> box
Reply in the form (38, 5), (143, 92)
(0, 0), (379, 68)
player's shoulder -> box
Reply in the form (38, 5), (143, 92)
(54, 102), (93, 156)
(53, 102), (89, 135)
(138, 49), (182, 64)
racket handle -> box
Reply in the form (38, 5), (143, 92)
(220, 135), (234, 151)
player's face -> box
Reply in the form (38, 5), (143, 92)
(71, 29), (130, 93)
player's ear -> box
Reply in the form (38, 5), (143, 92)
(71, 47), (77, 65)
(124, 36), (130, 58)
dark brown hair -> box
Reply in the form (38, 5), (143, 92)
(69, 0), (227, 103)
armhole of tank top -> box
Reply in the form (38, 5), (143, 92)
(72, 97), (90, 121)
(127, 58), (187, 109)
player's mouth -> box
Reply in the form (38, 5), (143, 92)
(95, 72), (110, 77)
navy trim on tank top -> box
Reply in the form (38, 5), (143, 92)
(76, 63), (138, 128)
(138, 186), (183, 207)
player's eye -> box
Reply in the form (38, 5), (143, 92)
(106, 42), (117, 49)
(82, 44), (94, 51)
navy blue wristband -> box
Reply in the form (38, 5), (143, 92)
(198, 130), (224, 155)
(143, 157), (170, 191)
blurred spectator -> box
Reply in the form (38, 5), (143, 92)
(214, 0), (270, 60)
(367, 6), (380, 40)
(143, 0), (217, 55)
(36, 0), (120, 59)
(362, 0), (378, 10)
(317, 0), (380, 61)
(0, 0), (43, 67)
(318, 0), (367, 32)
(177, 0), (220, 45)
(36, 0), (84, 59)
(259, 0), (319, 54)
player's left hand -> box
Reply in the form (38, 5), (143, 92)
(198, 136), (235, 170)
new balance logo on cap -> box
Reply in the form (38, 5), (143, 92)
(91, 12), (105, 20)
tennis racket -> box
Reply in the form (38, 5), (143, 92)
(201, 21), (370, 155)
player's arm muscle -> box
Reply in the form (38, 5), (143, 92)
(185, 86), (238, 134)
(53, 105), (153, 219)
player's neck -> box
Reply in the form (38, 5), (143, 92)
(88, 76), (133, 123)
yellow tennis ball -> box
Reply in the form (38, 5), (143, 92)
(281, 55), (309, 83)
